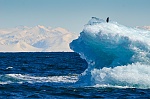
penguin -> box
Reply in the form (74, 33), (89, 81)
(106, 17), (109, 23)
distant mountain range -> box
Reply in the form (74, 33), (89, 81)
(0, 25), (78, 52)
(137, 26), (150, 31)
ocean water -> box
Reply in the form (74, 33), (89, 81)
(0, 52), (150, 98)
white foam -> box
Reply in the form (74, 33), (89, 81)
(91, 62), (150, 89)
(6, 66), (13, 70)
(0, 74), (78, 84)
(93, 84), (134, 89)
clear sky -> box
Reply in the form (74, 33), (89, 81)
(0, 0), (150, 33)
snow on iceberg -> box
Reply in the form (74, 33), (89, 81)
(70, 17), (150, 89)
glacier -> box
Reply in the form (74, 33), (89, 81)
(70, 17), (150, 89)
(0, 25), (78, 52)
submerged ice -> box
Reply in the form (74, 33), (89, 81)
(70, 17), (150, 89)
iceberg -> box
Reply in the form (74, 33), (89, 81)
(70, 17), (150, 89)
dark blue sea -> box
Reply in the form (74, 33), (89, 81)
(0, 52), (149, 98)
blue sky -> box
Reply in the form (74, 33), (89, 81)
(0, 0), (150, 33)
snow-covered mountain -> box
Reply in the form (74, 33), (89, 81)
(0, 25), (78, 52)
(137, 26), (150, 31)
